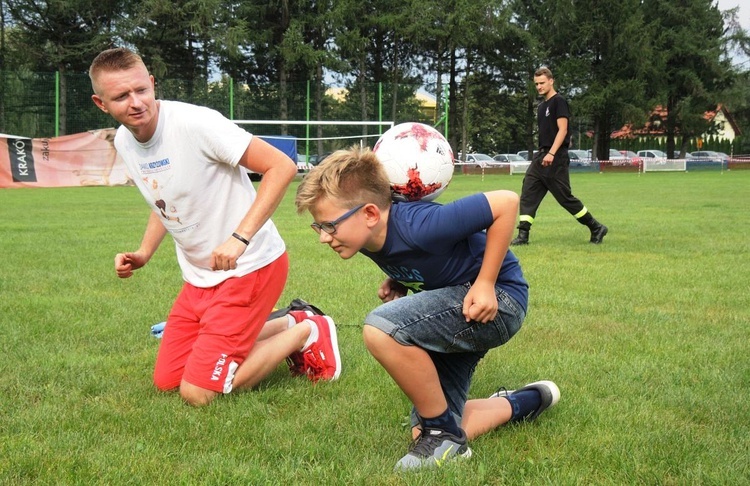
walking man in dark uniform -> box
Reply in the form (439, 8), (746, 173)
(511, 67), (608, 245)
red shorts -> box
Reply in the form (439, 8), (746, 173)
(153, 252), (289, 393)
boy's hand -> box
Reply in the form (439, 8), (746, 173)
(378, 278), (408, 302)
(463, 281), (498, 323)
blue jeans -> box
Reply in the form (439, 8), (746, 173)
(364, 282), (525, 426)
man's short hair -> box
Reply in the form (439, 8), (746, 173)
(89, 48), (144, 91)
(534, 66), (554, 79)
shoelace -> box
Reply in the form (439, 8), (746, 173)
(408, 430), (451, 457)
(302, 346), (327, 381)
(286, 352), (305, 375)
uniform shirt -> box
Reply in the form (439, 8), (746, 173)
(537, 94), (571, 150)
(360, 193), (528, 311)
(114, 100), (286, 288)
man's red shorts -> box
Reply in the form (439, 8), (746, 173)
(153, 252), (289, 393)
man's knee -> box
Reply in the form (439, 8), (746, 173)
(179, 381), (218, 407)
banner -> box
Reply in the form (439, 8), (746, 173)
(0, 129), (133, 188)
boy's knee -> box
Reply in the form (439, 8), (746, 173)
(362, 324), (392, 353)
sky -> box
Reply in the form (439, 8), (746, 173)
(717, 0), (749, 67)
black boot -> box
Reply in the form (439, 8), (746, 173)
(588, 221), (608, 244)
(511, 229), (530, 246)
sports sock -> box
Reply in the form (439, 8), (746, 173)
(286, 315), (296, 329)
(300, 319), (319, 351)
(421, 408), (462, 437)
(505, 389), (542, 422)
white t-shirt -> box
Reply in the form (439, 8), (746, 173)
(114, 100), (286, 288)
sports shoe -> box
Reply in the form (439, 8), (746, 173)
(268, 298), (326, 320)
(277, 300), (326, 376)
(301, 315), (341, 382)
(394, 426), (472, 471)
(489, 380), (560, 421)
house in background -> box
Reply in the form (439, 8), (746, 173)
(612, 105), (742, 143)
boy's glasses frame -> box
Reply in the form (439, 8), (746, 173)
(311, 204), (365, 235)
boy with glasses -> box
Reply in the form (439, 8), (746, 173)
(296, 146), (559, 470)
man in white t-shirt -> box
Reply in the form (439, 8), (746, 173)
(90, 47), (341, 406)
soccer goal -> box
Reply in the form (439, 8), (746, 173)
(233, 119), (394, 158)
(642, 158), (687, 172)
(509, 161), (531, 175)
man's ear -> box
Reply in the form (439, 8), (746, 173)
(92, 94), (108, 113)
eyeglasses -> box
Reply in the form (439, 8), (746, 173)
(311, 204), (365, 235)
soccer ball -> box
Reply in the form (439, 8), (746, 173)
(373, 122), (454, 202)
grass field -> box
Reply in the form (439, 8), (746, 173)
(1, 170), (749, 484)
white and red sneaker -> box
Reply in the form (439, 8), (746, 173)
(286, 310), (316, 376)
(301, 315), (341, 382)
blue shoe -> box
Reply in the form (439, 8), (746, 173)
(490, 380), (560, 421)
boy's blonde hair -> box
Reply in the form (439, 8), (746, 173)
(295, 146), (392, 213)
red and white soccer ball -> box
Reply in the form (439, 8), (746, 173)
(373, 122), (454, 202)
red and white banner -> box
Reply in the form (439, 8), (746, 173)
(0, 129), (133, 188)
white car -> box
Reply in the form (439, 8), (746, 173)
(465, 153), (495, 168)
(637, 149), (667, 159)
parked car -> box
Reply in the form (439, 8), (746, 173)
(690, 150), (730, 165)
(517, 150), (532, 161)
(493, 153), (527, 163)
(637, 149), (667, 159)
(619, 150), (643, 166)
(569, 149), (592, 167)
(465, 153), (496, 168)
(308, 152), (332, 166)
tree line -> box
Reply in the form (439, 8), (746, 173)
(1, 0), (748, 159)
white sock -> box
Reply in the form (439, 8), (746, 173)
(286, 315), (296, 329)
(300, 319), (319, 351)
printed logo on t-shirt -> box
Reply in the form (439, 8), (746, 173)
(381, 265), (425, 292)
(139, 157), (171, 174)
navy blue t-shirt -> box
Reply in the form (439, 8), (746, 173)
(360, 193), (528, 311)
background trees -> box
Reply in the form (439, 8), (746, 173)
(0, 0), (747, 155)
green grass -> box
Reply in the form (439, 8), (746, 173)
(1, 170), (749, 484)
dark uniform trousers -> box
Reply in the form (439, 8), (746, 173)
(517, 149), (588, 230)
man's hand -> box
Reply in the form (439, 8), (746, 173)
(378, 278), (408, 302)
(114, 251), (149, 278)
(210, 236), (248, 271)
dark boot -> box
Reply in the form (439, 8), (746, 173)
(588, 221), (608, 244)
(511, 229), (530, 246)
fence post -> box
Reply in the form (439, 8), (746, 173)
(55, 71), (60, 137)
(229, 77), (234, 120)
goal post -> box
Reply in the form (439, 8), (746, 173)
(233, 120), (395, 163)
(643, 158), (687, 172)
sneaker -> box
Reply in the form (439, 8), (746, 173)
(281, 303), (326, 376)
(489, 380), (560, 421)
(394, 427), (472, 471)
(268, 298), (326, 320)
(301, 315), (341, 382)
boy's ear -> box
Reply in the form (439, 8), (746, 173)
(363, 203), (382, 227)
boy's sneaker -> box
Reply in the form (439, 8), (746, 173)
(394, 427), (472, 471)
(301, 315), (341, 382)
(489, 380), (560, 421)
